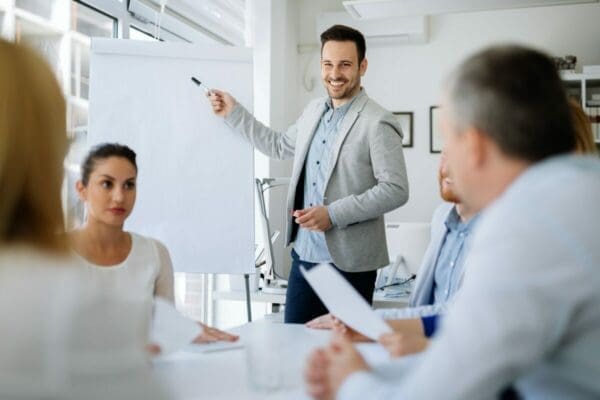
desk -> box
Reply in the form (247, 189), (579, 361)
(213, 289), (409, 311)
(153, 322), (330, 399)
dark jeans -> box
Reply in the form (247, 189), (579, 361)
(284, 249), (377, 324)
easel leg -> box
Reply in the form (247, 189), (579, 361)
(244, 273), (252, 322)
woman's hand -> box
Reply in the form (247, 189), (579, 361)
(331, 316), (372, 343)
(306, 313), (335, 329)
(193, 323), (239, 344)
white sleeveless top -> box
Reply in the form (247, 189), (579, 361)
(0, 246), (170, 400)
(74, 232), (174, 304)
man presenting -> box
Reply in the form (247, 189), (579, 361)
(207, 25), (408, 323)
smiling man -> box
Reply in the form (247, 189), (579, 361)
(206, 25), (409, 323)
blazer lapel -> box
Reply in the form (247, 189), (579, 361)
(323, 92), (369, 187)
(409, 205), (454, 306)
(291, 100), (327, 183)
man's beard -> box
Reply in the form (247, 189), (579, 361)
(439, 174), (461, 203)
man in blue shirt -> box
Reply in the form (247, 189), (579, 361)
(375, 150), (479, 352)
(207, 25), (408, 323)
(308, 150), (478, 355)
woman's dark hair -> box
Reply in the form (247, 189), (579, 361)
(80, 143), (137, 186)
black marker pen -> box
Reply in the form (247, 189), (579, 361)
(191, 76), (212, 95)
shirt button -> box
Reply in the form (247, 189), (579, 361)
(312, 182), (316, 186)
(450, 261), (454, 267)
(310, 203), (313, 206)
(322, 140), (326, 144)
(316, 161), (320, 165)
(459, 232), (465, 238)
(445, 289), (449, 296)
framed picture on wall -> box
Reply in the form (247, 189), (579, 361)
(393, 111), (413, 148)
(429, 106), (443, 153)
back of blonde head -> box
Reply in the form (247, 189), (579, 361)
(0, 39), (67, 251)
(569, 98), (598, 155)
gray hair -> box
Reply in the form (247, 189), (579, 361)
(445, 44), (575, 162)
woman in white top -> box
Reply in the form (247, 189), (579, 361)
(70, 143), (238, 344)
(0, 39), (168, 400)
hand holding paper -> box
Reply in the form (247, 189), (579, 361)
(301, 264), (392, 340)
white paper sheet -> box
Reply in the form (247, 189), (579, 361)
(150, 298), (201, 357)
(301, 264), (392, 340)
(184, 341), (245, 354)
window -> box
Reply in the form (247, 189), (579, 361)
(71, 1), (116, 38)
(15, 0), (54, 20)
(130, 25), (157, 41)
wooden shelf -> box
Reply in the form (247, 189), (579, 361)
(560, 71), (583, 82)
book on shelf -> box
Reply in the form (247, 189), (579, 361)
(583, 65), (600, 75)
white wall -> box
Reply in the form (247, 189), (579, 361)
(297, 1), (600, 222)
(263, 0), (299, 280)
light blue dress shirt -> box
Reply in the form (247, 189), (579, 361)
(337, 155), (600, 400)
(293, 94), (358, 263)
(432, 207), (478, 304)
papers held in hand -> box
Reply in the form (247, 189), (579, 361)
(300, 264), (392, 341)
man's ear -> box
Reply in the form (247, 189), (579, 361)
(464, 128), (488, 169)
(75, 180), (87, 202)
(359, 58), (368, 76)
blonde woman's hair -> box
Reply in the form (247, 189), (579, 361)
(0, 39), (68, 252)
(569, 98), (598, 155)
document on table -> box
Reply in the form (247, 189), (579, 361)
(185, 341), (244, 354)
(301, 264), (392, 340)
(150, 297), (201, 357)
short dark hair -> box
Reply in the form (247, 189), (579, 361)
(320, 24), (366, 63)
(447, 45), (575, 162)
(81, 143), (137, 186)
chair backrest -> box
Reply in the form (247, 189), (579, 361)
(385, 222), (431, 275)
(255, 178), (291, 281)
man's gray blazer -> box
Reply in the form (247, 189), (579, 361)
(224, 90), (408, 272)
(408, 202), (454, 307)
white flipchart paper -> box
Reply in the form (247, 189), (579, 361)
(301, 264), (392, 340)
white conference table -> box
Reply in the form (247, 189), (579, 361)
(153, 322), (332, 400)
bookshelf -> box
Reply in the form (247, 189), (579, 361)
(562, 71), (600, 145)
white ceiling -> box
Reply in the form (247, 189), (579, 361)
(143, 0), (246, 44)
(343, 0), (600, 19)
